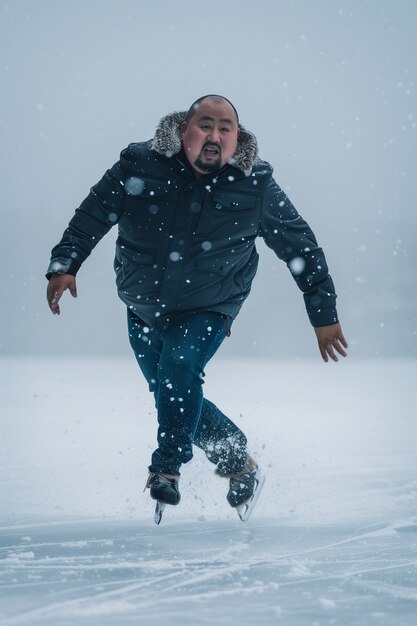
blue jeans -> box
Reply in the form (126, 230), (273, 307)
(127, 309), (247, 475)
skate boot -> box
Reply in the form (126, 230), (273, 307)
(217, 455), (265, 522)
(145, 472), (181, 525)
(145, 472), (181, 505)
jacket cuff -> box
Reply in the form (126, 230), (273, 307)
(45, 258), (79, 280)
(305, 303), (339, 327)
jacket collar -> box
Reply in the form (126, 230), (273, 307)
(151, 110), (258, 177)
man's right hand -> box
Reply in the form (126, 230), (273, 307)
(47, 274), (77, 315)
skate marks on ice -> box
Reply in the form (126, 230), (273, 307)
(1, 517), (417, 625)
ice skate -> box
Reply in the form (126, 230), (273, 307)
(145, 472), (181, 524)
(218, 455), (265, 522)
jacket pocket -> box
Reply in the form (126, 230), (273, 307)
(189, 256), (231, 303)
(233, 251), (259, 292)
(197, 189), (258, 235)
(114, 241), (156, 288)
(117, 240), (156, 264)
(196, 256), (231, 276)
(212, 190), (257, 211)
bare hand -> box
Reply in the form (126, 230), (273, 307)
(47, 274), (77, 315)
(314, 323), (348, 363)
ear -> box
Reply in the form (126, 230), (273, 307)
(180, 121), (188, 138)
(237, 126), (241, 138)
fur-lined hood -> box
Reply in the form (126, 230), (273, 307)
(151, 111), (258, 176)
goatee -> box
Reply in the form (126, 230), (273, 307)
(194, 156), (221, 173)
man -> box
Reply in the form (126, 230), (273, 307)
(46, 95), (348, 521)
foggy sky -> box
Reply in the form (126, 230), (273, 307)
(1, 0), (416, 359)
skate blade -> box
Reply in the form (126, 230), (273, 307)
(236, 471), (265, 522)
(154, 501), (166, 525)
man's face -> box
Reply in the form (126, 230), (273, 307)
(180, 99), (240, 176)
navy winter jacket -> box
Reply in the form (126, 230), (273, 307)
(46, 111), (338, 329)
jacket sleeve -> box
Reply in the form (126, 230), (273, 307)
(45, 161), (125, 279)
(259, 175), (338, 327)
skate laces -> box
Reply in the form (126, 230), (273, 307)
(145, 472), (179, 490)
(216, 455), (257, 480)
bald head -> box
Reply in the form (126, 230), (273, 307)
(186, 94), (239, 126)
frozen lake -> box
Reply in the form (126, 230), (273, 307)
(1, 357), (417, 625)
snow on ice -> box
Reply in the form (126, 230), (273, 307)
(1, 357), (417, 625)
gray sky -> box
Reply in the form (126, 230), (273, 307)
(1, 0), (416, 358)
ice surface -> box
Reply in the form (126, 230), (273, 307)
(1, 357), (417, 625)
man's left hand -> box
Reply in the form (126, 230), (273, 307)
(314, 323), (348, 363)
